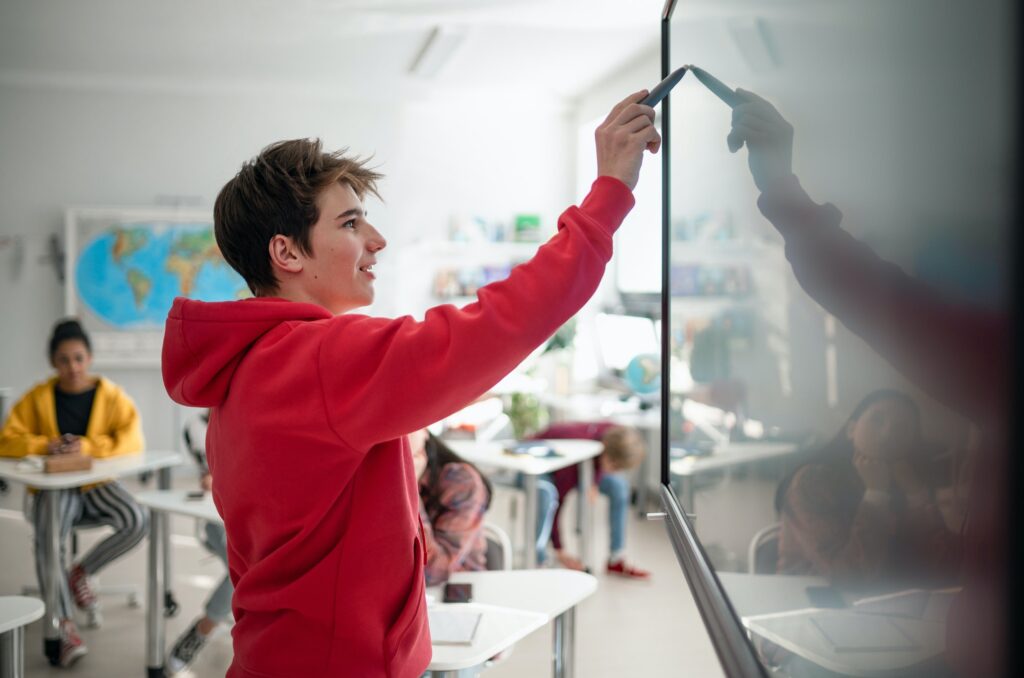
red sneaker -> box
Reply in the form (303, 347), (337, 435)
(59, 620), (88, 668)
(606, 560), (651, 580)
(69, 564), (98, 610)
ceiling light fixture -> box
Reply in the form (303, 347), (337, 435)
(409, 26), (467, 78)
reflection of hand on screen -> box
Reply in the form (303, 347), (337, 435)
(725, 89), (795, 192)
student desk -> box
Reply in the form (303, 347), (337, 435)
(428, 569), (598, 678)
(0, 450), (182, 666)
(443, 439), (603, 570)
(0, 596), (44, 678)
(669, 441), (802, 514)
(134, 489), (220, 678)
(717, 572), (947, 676)
(136, 491), (597, 678)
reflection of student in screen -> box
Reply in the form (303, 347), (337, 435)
(729, 88), (1006, 677)
(775, 390), (959, 586)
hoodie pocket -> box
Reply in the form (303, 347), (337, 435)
(384, 535), (429, 677)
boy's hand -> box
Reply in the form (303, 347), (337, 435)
(727, 89), (794, 192)
(595, 90), (661, 191)
(200, 473), (213, 492)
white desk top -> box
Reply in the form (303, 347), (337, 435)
(0, 449), (183, 489)
(608, 409), (661, 430)
(427, 602), (547, 671)
(0, 596), (45, 634)
(717, 572), (831, 619)
(444, 439), (603, 476)
(426, 569), (597, 671)
(743, 607), (945, 677)
(134, 489), (222, 523)
(429, 569), (598, 621)
(670, 441), (800, 476)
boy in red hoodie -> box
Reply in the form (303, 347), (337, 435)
(161, 90), (659, 678)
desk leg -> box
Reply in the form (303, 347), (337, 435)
(157, 468), (177, 618)
(0, 627), (25, 678)
(40, 490), (60, 664)
(522, 475), (538, 569)
(145, 508), (165, 678)
(552, 607), (576, 678)
(577, 463), (593, 573)
(681, 475), (695, 516)
(636, 426), (658, 517)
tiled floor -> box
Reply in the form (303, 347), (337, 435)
(0, 474), (736, 678)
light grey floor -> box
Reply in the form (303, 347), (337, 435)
(0, 467), (785, 678)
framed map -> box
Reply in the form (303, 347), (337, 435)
(65, 207), (250, 366)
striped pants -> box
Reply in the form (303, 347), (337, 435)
(31, 481), (149, 619)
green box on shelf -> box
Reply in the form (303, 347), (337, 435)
(513, 214), (542, 242)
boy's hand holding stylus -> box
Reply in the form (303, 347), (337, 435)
(595, 90), (661, 191)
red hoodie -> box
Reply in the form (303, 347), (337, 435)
(161, 177), (634, 678)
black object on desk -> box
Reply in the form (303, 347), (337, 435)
(806, 585), (847, 609)
(443, 582), (473, 603)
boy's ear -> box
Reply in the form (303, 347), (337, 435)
(268, 234), (305, 275)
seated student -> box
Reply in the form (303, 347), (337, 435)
(166, 409), (234, 676)
(775, 389), (960, 587)
(0, 318), (147, 668)
(533, 422), (650, 579)
(409, 429), (492, 585)
(161, 90), (658, 677)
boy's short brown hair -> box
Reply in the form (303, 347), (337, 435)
(213, 138), (383, 296)
(601, 426), (646, 471)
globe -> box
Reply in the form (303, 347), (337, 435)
(624, 353), (661, 395)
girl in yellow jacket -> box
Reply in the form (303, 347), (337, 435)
(0, 319), (148, 668)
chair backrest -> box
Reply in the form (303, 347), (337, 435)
(482, 522), (512, 571)
(748, 522), (781, 574)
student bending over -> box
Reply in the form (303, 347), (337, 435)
(410, 429), (493, 585)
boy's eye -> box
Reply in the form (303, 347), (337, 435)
(342, 219), (357, 229)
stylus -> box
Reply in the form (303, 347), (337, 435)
(688, 65), (742, 108)
(641, 66), (688, 107)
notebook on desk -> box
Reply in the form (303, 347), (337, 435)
(428, 608), (483, 646)
(809, 611), (920, 653)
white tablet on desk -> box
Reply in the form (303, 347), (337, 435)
(429, 607), (483, 646)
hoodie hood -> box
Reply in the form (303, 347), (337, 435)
(162, 297), (331, 407)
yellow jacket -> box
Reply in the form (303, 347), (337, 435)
(0, 376), (144, 459)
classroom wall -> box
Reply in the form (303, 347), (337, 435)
(0, 81), (576, 452)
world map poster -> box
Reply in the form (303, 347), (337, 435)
(66, 207), (250, 366)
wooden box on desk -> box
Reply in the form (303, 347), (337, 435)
(44, 453), (92, 473)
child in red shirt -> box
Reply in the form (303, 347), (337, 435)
(162, 91), (659, 678)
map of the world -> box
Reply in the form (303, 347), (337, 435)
(76, 223), (249, 330)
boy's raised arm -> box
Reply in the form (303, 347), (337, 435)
(320, 91), (660, 451)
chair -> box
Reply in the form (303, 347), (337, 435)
(482, 522), (513, 571)
(20, 497), (140, 629)
(748, 523), (781, 575)
(480, 522), (515, 669)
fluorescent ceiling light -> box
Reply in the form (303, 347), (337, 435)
(409, 26), (467, 78)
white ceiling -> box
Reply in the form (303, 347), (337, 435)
(0, 0), (670, 101)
